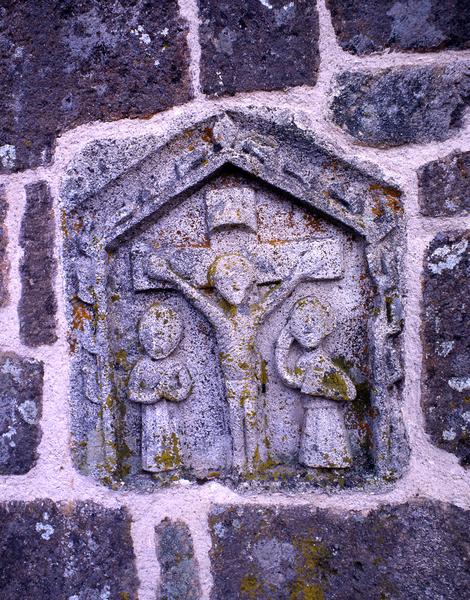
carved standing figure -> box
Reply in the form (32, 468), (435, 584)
(275, 296), (355, 468)
(148, 251), (322, 473)
(128, 304), (192, 473)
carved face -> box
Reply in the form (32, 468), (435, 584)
(288, 296), (335, 349)
(138, 304), (183, 359)
(209, 254), (256, 306)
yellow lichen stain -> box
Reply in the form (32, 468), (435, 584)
(71, 298), (93, 331)
(154, 433), (182, 471)
(289, 538), (329, 600)
(116, 349), (132, 372)
(240, 574), (262, 599)
(60, 209), (68, 239)
(322, 370), (349, 400)
(202, 127), (214, 144)
(260, 359), (268, 387)
(369, 184), (403, 216)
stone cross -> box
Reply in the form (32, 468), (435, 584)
(131, 186), (344, 473)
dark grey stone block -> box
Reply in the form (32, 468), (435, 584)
(0, 352), (43, 475)
(331, 65), (470, 147)
(209, 500), (470, 599)
(326, 0), (470, 55)
(156, 519), (201, 600)
(0, 0), (191, 173)
(199, 0), (319, 95)
(422, 231), (470, 466)
(419, 150), (470, 216)
(0, 499), (138, 599)
(19, 181), (57, 347)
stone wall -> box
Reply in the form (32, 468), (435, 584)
(0, 1), (469, 598)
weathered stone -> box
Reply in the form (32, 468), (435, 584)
(422, 231), (470, 466)
(0, 499), (138, 599)
(60, 108), (407, 491)
(0, 1), (191, 173)
(326, 0), (470, 55)
(209, 500), (470, 599)
(156, 519), (201, 600)
(0, 185), (8, 305)
(419, 150), (470, 216)
(198, 0), (319, 95)
(331, 65), (470, 147)
(19, 181), (57, 347)
(0, 352), (43, 474)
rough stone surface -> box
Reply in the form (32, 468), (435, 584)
(419, 150), (470, 216)
(0, 499), (138, 599)
(156, 518), (201, 600)
(0, 352), (43, 475)
(19, 181), (57, 347)
(198, 0), (319, 96)
(331, 65), (470, 147)
(326, 0), (470, 55)
(209, 500), (470, 599)
(60, 109), (407, 491)
(0, 185), (8, 306)
(422, 231), (470, 466)
(0, 0), (191, 173)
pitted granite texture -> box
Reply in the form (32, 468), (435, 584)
(209, 500), (470, 600)
(326, 0), (470, 55)
(0, 352), (43, 475)
(60, 109), (407, 491)
(156, 519), (201, 600)
(0, 500), (138, 599)
(331, 65), (470, 147)
(0, 0), (191, 173)
(0, 185), (8, 306)
(19, 181), (57, 347)
(198, 0), (319, 95)
(422, 231), (470, 466)
(419, 150), (470, 216)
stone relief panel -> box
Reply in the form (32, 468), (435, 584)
(60, 109), (407, 491)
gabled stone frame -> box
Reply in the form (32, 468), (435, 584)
(60, 108), (408, 490)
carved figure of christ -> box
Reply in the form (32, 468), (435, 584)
(135, 240), (343, 474)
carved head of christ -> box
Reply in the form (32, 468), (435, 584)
(208, 253), (256, 306)
(288, 296), (335, 349)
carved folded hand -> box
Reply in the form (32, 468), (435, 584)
(156, 364), (192, 402)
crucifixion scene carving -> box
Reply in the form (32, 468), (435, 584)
(63, 112), (405, 491)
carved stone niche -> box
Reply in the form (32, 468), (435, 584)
(61, 109), (408, 491)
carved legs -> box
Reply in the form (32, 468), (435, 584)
(299, 398), (352, 468)
(225, 379), (262, 472)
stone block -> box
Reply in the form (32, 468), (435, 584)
(60, 108), (407, 491)
(0, 499), (138, 599)
(209, 500), (470, 599)
(422, 231), (470, 466)
(198, 0), (319, 95)
(0, 0), (191, 173)
(156, 519), (201, 600)
(419, 150), (470, 216)
(331, 65), (470, 147)
(19, 181), (57, 347)
(0, 352), (43, 475)
(326, 0), (470, 55)
(0, 185), (8, 306)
